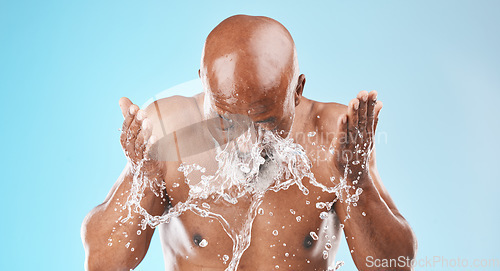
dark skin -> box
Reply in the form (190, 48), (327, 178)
(82, 15), (417, 270)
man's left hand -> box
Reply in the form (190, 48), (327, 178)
(330, 90), (382, 182)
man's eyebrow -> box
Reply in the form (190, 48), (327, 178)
(255, 117), (276, 123)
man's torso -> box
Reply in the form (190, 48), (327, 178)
(146, 93), (346, 270)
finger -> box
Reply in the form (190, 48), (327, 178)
(119, 97), (133, 118)
(347, 98), (359, 146)
(374, 101), (383, 132)
(122, 104), (139, 131)
(120, 104), (139, 148)
(135, 118), (153, 160)
(366, 90), (378, 136)
(126, 109), (145, 159)
(144, 135), (158, 161)
(357, 91), (369, 138)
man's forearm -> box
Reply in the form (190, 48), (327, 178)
(81, 164), (167, 270)
(334, 175), (417, 270)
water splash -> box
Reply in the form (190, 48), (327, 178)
(121, 127), (363, 270)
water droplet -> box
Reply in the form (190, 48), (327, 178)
(325, 242), (332, 250)
(323, 250), (329, 259)
(107, 243), (113, 246)
(310, 232), (319, 240)
(308, 131), (316, 137)
(131, 247), (135, 252)
(333, 261), (345, 270)
(319, 212), (329, 219)
(172, 182), (179, 188)
(137, 230), (141, 235)
(290, 209), (296, 215)
(202, 202), (210, 209)
(199, 239), (208, 247)
(316, 202), (326, 209)
(258, 208), (264, 215)
(269, 212), (274, 216)
(240, 164), (250, 173)
(285, 252), (289, 257)
(296, 216), (302, 222)
(362, 212), (366, 216)
(273, 230), (279, 236)
(222, 255), (229, 263)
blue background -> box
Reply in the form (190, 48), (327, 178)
(1, 0), (499, 270)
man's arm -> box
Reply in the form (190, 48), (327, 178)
(81, 99), (168, 270)
(329, 91), (417, 270)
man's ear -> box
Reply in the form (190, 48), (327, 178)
(294, 74), (306, 107)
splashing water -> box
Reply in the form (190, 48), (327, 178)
(121, 127), (363, 271)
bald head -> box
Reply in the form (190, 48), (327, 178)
(200, 15), (305, 137)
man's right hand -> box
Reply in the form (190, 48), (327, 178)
(118, 97), (162, 179)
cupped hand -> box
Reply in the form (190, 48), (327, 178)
(330, 90), (382, 181)
(119, 97), (162, 179)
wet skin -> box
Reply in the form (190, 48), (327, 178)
(152, 93), (348, 271)
(82, 15), (417, 271)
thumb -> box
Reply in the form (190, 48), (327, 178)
(119, 97), (133, 118)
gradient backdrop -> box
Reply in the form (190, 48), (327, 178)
(1, 0), (499, 270)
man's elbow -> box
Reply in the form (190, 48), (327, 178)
(405, 227), (418, 262)
(400, 220), (418, 259)
(395, 224), (418, 270)
(384, 221), (418, 270)
(83, 246), (131, 271)
(81, 212), (124, 271)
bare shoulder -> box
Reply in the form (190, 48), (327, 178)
(143, 93), (204, 136)
(297, 97), (347, 135)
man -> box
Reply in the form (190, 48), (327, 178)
(81, 15), (417, 270)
